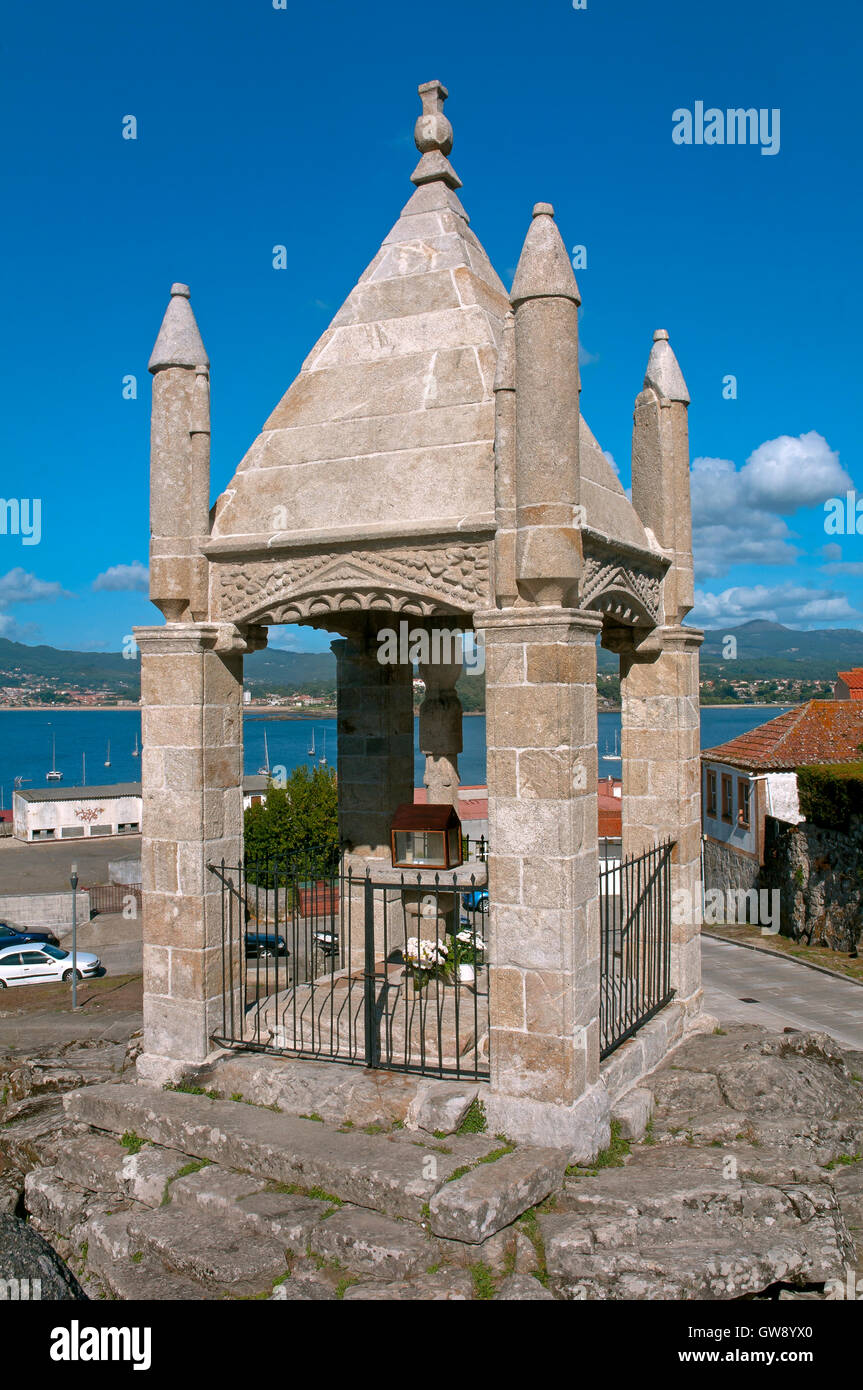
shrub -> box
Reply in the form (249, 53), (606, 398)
(797, 763), (863, 830)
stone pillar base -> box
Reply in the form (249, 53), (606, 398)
(485, 1079), (610, 1164)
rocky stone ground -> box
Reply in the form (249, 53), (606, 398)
(1, 1022), (861, 1300)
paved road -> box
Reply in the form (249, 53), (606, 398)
(702, 934), (863, 1052)
(0, 834), (141, 893)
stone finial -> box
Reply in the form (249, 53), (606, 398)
(510, 203), (581, 307)
(644, 329), (690, 404)
(148, 283), (210, 374)
(410, 80), (463, 190)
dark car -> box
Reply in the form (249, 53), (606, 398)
(0, 921), (60, 949)
(244, 932), (289, 960)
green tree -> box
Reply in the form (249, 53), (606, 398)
(244, 764), (339, 882)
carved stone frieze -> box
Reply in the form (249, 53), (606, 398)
(213, 543), (492, 626)
(581, 553), (663, 627)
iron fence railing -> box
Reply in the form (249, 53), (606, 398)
(599, 838), (675, 1059)
(209, 851), (490, 1081)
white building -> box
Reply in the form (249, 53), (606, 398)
(13, 784), (143, 842)
(14, 776), (272, 842)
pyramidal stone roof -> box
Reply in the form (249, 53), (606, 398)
(209, 80), (652, 560)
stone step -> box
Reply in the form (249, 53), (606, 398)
(199, 1053), (479, 1135)
(64, 1082), (565, 1239)
(308, 1205), (435, 1279)
(82, 1209), (219, 1301)
(127, 1205), (290, 1296)
(170, 1165), (331, 1252)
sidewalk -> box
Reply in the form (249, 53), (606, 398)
(702, 935), (863, 1053)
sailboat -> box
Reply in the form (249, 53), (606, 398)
(318, 731), (327, 767)
(308, 728), (315, 758)
(601, 729), (621, 764)
(104, 740), (111, 769)
(46, 731), (63, 782)
(257, 731), (271, 777)
(132, 731), (140, 759)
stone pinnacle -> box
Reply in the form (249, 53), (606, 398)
(510, 203), (581, 307)
(148, 284), (209, 374)
(644, 329), (690, 404)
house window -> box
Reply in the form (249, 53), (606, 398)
(738, 778), (751, 830)
(706, 769), (717, 818)
(117, 822), (140, 834)
(721, 774), (733, 824)
(60, 827), (85, 838)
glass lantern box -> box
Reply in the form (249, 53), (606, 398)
(390, 802), (463, 870)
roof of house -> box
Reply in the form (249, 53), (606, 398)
(702, 700), (863, 772)
(837, 668), (863, 693)
(16, 776), (268, 805)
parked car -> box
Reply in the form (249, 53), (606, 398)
(0, 921), (60, 948)
(0, 943), (102, 988)
(244, 932), (289, 960)
(461, 889), (489, 917)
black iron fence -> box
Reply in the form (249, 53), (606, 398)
(599, 838), (675, 1059)
(209, 851), (490, 1081)
(89, 884), (142, 917)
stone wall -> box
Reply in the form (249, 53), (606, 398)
(702, 837), (760, 896)
(760, 814), (863, 953)
(0, 891), (92, 930)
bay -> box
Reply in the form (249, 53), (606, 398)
(0, 705), (792, 811)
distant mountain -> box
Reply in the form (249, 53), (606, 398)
(0, 638), (139, 692)
(0, 636), (336, 696)
(698, 621), (863, 678)
(599, 619), (863, 679)
(3, 619), (862, 698)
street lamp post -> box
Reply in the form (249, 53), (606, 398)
(70, 862), (79, 1010)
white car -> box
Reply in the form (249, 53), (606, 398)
(0, 943), (102, 988)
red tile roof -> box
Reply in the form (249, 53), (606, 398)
(837, 668), (863, 695)
(702, 701), (863, 772)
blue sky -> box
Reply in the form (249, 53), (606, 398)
(1, 0), (861, 653)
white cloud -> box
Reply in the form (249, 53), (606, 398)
(0, 568), (69, 604)
(822, 561), (863, 577)
(691, 581), (861, 629)
(690, 432), (851, 580)
(93, 561), (149, 593)
(0, 612), (37, 641)
(742, 432), (851, 514)
(693, 517), (799, 578)
(602, 449), (620, 477)
(0, 568), (69, 642)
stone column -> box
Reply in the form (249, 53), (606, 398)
(332, 621), (415, 857)
(476, 606), (608, 1154)
(333, 621), (415, 970)
(418, 650), (463, 808)
(135, 621), (264, 1083)
(620, 625), (703, 1008)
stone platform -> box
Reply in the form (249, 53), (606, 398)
(3, 1024), (862, 1300)
(245, 961), (488, 1073)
